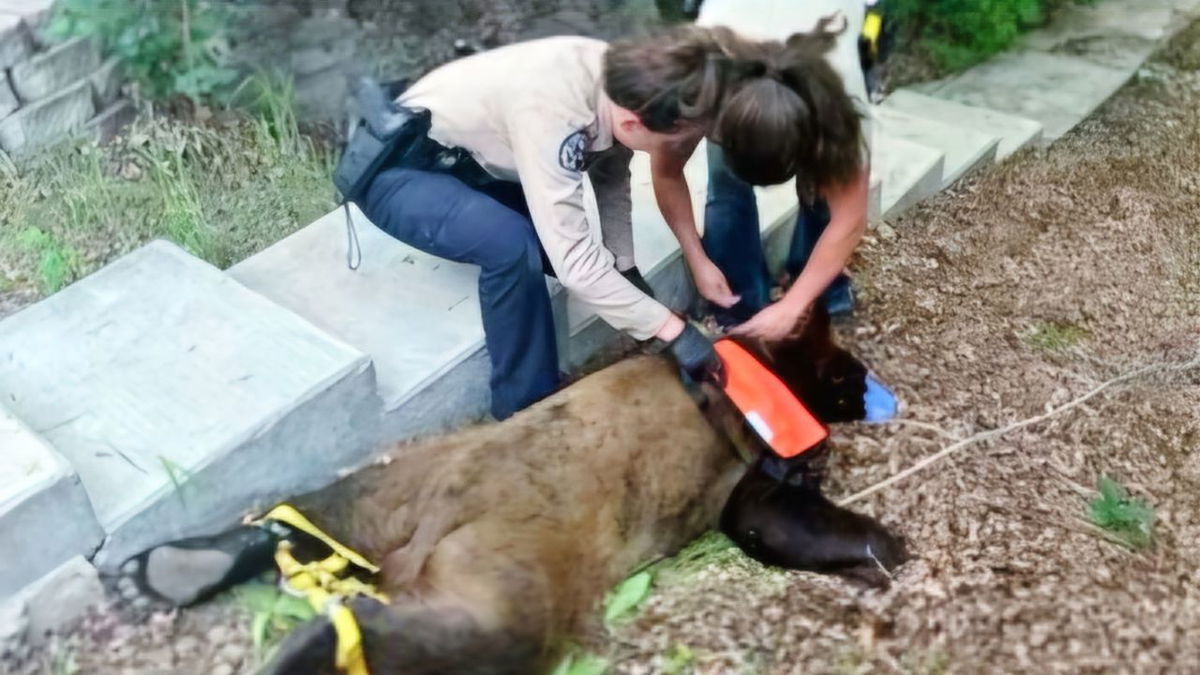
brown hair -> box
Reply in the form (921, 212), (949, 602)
(604, 18), (864, 197)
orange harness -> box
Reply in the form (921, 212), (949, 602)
(713, 339), (829, 458)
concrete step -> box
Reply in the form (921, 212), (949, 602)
(229, 207), (534, 441)
(0, 241), (381, 570)
(881, 90), (1043, 161)
(0, 405), (104, 599)
(873, 106), (1000, 188)
(923, 50), (1132, 142)
(870, 134), (944, 219)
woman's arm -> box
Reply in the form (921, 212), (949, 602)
(650, 140), (740, 308)
(732, 165), (869, 340)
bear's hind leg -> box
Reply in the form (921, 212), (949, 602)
(113, 525), (279, 607)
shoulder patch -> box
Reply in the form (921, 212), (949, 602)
(558, 129), (590, 172)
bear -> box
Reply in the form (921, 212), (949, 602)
(115, 308), (904, 674)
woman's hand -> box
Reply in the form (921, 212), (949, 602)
(730, 299), (812, 341)
(690, 256), (740, 308)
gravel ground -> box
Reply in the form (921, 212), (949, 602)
(7, 19), (1199, 675)
(601, 22), (1200, 675)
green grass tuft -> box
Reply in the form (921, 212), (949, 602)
(1089, 475), (1155, 549)
(0, 85), (333, 306)
(1025, 320), (1088, 351)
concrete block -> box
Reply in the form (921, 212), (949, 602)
(0, 12), (31, 70)
(871, 135), (944, 219)
(0, 241), (382, 570)
(0, 405), (105, 600)
(1024, 0), (1176, 50)
(0, 77), (93, 154)
(84, 98), (135, 143)
(927, 51), (1132, 141)
(882, 89), (1043, 161)
(291, 35), (354, 76)
(229, 207), (497, 439)
(873, 106), (1000, 188)
(88, 56), (122, 107)
(0, 0), (53, 29)
(0, 556), (104, 645)
(294, 63), (348, 121)
(868, 175), (882, 223)
(0, 72), (17, 119)
(10, 36), (100, 103)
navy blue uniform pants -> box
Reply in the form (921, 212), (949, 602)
(362, 167), (559, 420)
(701, 143), (852, 324)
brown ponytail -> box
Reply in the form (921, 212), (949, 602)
(604, 17), (864, 197)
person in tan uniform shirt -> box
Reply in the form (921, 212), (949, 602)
(361, 30), (862, 419)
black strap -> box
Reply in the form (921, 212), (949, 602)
(343, 201), (361, 271)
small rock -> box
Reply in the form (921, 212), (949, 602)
(876, 222), (897, 240)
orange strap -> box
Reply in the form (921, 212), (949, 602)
(714, 339), (829, 458)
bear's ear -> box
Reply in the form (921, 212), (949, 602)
(800, 303), (832, 344)
(258, 615), (340, 675)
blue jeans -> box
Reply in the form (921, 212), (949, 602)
(362, 167), (559, 420)
(701, 143), (852, 323)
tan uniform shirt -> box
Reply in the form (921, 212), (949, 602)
(399, 37), (670, 341)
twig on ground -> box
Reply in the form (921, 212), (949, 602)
(884, 418), (962, 441)
(839, 356), (1200, 507)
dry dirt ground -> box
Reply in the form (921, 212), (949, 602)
(603, 23), (1200, 675)
(6, 21), (1200, 675)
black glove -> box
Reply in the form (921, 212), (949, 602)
(667, 321), (724, 385)
(620, 266), (655, 298)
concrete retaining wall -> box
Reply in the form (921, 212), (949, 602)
(0, 2), (132, 156)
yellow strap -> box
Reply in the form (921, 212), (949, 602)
(257, 504), (392, 675)
(257, 504), (380, 574)
(331, 603), (370, 675)
(862, 11), (883, 58)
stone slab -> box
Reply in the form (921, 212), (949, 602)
(0, 241), (382, 570)
(1026, 0), (1176, 48)
(0, 405), (105, 600)
(0, 77), (94, 154)
(84, 98), (135, 143)
(0, 555), (104, 645)
(88, 56), (122, 107)
(0, 0), (53, 29)
(871, 134), (944, 219)
(0, 72), (17, 119)
(291, 35), (355, 76)
(294, 63), (348, 122)
(927, 50), (1133, 141)
(868, 175), (882, 223)
(0, 12), (31, 70)
(882, 89), (1043, 161)
(229, 206), (508, 437)
(10, 36), (100, 103)
(873, 105), (999, 188)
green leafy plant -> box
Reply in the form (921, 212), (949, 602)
(1089, 476), (1155, 549)
(233, 583), (317, 659)
(16, 226), (77, 294)
(45, 0), (238, 101)
(663, 644), (696, 675)
(886, 0), (1098, 73)
(549, 651), (609, 675)
(603, 569), (653, 626)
